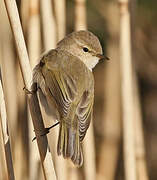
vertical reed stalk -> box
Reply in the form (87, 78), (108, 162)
(27, 0), (42, 179)
(14, 2), (30, 179)
(75, 0), (87, 30)
(130, 0), (148, 178)
(54, 0), (66, 41)
(0, 118), (8, 180)
(0, 1), (25, 178)
(15, 65), (29, 180)
(118, 0), (136, 179)
(97, 2), (121, 180)
(40, 0), (56, 49)
(83, 120), (96, 180)
(28, 0), (41, 68)
(20, 0), (29, 33)
(0, 0), (18, 153)
(0, 35), (18, 143)
(0, 79), (15, 180)
(3, 0), (57, 179)
(133, 74), (149, 180)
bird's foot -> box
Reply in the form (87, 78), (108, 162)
(32, 121), (60, 141)
(23, 83), (38, 95)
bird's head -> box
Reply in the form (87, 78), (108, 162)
(57, 30), (109, 71)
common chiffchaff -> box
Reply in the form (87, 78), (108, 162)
(33, 30), (108, 166)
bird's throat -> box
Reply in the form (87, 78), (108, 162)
(84, 57), (99, 71)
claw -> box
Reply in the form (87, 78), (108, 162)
(23, 87), (34, 94)
(32, 122), (60, 141)
(23, 83), (38, 94)
(32, 136), (37, 141)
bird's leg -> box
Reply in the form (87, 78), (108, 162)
(23, 83), (38, 95)
(32, 121), (60, 141)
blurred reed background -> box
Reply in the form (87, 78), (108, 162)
(0, 0), (156, 179)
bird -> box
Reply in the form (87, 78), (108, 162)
(32, 30), (108, 166)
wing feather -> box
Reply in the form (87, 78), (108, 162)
(77, 91), (94, 141)
(42, 67), (77, 117)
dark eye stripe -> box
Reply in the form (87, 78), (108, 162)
(83, 47), (89, 52)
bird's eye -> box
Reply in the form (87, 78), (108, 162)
(83, 47), (89, 52)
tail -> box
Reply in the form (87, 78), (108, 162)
(57, 122), (83, 166)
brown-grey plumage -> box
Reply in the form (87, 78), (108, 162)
(57, 31), (103, 55)
(33, 30), (106, 166)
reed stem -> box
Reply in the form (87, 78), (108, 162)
(3, 0), (57, 179)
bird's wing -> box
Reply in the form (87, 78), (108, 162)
(77, 90), (94, 141)
(42, 66), (77, 117)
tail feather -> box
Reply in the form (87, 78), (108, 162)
(57, 122), (83, 166)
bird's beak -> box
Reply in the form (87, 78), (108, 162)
(96, 54), (110, 61)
